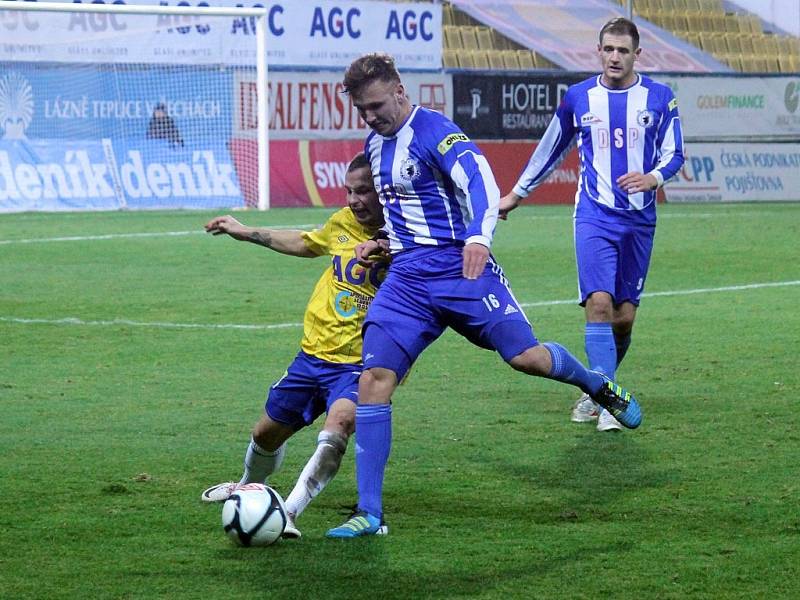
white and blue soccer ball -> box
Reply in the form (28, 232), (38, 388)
(221, 483), (287, 547)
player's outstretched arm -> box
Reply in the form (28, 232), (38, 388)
(499, 192), (523, 221)
(204, 215), (315, 257)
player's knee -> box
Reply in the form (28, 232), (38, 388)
(585, 292), (614, 321)
(325, 400), (356, 437)
(358, 368), (397, 404)
(508, 345), (550, 376)
(251, 415), (291, 451)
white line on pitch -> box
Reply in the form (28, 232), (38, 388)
(0, 225), (319, 245)
(2, 280), (797, 331)
(4, 207), (797, 245)
(519, 280), (800, 308)
(0, 316), (301, 330)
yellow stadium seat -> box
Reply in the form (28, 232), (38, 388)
(675, 13), (692, 32)
(710, 14), (726, 32)
(501, 49), (520, 70)
(458, 51), (475, 69)
(730, 15), (748, 33)
(458, 26), (478, 50)
(517, 50), (535, 69)
(442, 4), (456, 26)
(776, 36), (794, 55)
(642, 10), (660, 27)
(725, 55), (742, 71)
(739, 56), (757, 72)
(700, 0), (724, 13)
(738, 34), (755, 54)
(476, 26), (494, 50)
(723, 33), (741, 53)
(713, 34), (729, 54)
(786, 56), (800, 73)
(684, 14), (703, 32)
(765, 56), (781, 72)
(696, 34), (713, 52)
(762, 34), (779, 55)
(443, 49), (459, 69)
(487, 50), (505, 69)
(470, 50), (490, 69)
(745, 15), (762, 34)
(685, 32), (702, 47)
(443, 25), (462, 50)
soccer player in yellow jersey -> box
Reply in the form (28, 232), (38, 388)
(200, 153), (386, 538)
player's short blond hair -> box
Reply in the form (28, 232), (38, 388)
(343, 53), (401, 96)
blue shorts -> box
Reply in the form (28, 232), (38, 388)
(363, 246), (538, 378)
(265, 351), (360, 431)
(574, 219), (655, 306)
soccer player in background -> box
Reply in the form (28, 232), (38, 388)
(500, 17), (685, 432)
(201, 153), (387, 538)
(326, 53), (642, 539)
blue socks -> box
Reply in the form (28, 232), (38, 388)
(543, 342), (603, 396)
(614, 331), (631, 367)
(354, 404), (392, 519)
(585, 322), (617, 379)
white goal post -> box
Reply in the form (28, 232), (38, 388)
(0, 1), (270, 211)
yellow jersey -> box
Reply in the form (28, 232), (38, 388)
(300, 208), (386, 364)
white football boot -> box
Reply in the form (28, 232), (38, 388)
(596, 409), (623, 432)
(571, 394), (599, 423)
(201, 482), (238, 503)
(281, 513), (302, 539)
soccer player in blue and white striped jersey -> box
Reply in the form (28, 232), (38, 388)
(326, 53), (642, 539)
(501, 18), (685, 432)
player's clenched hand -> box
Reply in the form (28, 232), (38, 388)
(498, 192), (522, 221)
(462, 243), (489, 280)
(617, 172), (658, 194)
(355, 238), (390, 267)
(204, 215), (249, 240)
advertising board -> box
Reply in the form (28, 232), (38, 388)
(667, 142), (800, 202)
(0, 0), (441, 70)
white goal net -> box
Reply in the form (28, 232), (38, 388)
(0, 1), (268, 212)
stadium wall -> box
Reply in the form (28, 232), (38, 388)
(450, 71), (800, 206)
(1, 2), (798, 210)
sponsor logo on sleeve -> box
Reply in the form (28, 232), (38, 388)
(437, 133), (469, 154)
(668, 98), (678, 111)
(580, 112), (603, 126)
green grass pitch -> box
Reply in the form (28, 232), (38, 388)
(1, 203), (798, 599)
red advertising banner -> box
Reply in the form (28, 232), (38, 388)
(230, 139), (582, 208)
(480, 141), (579, 205)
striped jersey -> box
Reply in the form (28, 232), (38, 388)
(299, 208), (386, 363)
(512, 74), (684, 226)
(365, 106), (500, 252)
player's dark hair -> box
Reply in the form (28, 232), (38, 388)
(599, 17), (640, 49)
(343, 53), (400, 96)
(347, 152), (369, 173)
